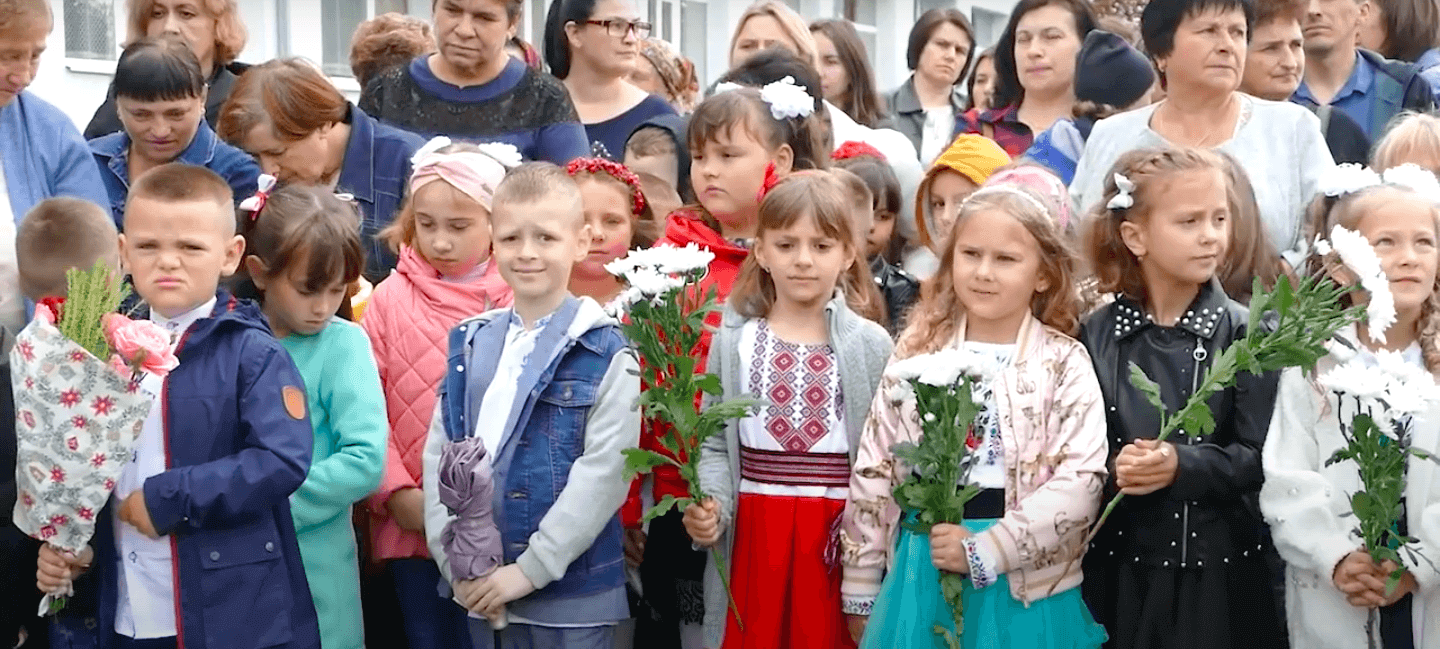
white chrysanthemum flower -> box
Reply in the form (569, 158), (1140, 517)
(1313, 235), (1332, 257)
(1382, 163), (1440, 201)
(625, 268), (684, 297)
(923, 412), (937, 423)
(1328, 225), (1396, 344)
(887, 383), (912, 404)
(1318, 163), (1382, 197)
(759, 76), (816, 120)
(917, 362), (964, 388)
(1325, 335), (1359, 363)
(884, 356), (926, 382)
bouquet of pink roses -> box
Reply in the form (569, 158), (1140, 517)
(10, 263), (178, 614)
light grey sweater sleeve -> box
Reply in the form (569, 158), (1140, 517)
(695, 328), (737, 529)
(422, 404), (456, 583)
(515, 351), (641, 590)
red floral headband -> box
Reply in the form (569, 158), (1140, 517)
(832, 140), (886, 162)
(566, 158), (648, 216)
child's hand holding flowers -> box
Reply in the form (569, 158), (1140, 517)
(928, 524), (972, 574)
(682, 498), (723, 546)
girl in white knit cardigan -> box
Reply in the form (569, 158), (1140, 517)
(1261, 167), (1440, 649)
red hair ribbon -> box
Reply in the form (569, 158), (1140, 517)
(565, 158), (648, 216)
(832, 140), (886, 162)
(755, 161), (782, 204)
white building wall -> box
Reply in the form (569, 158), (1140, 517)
(32, 0), (1015, 131)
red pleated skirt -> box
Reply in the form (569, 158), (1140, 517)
(720, 492), (855, 649)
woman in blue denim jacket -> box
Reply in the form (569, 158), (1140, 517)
(218, 58), (425, 282)
(89, 38), (260, 230)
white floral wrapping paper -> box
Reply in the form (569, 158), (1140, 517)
(9, 318), (151, 553)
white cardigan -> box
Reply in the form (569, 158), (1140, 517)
(1261, 345), (1440, 649)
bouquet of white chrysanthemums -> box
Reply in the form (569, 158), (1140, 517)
(883, 346), (1005, 644)
(604, 243), (763, 624)
(1317, 339), (1440, 648)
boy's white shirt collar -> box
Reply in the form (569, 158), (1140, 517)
(152, 297), (217, 337)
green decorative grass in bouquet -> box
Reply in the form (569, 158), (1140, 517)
(10, 261), (179, 614)
(1071, 224), (1386, 575)
(603, 243), (764, 625)
(882, 347), (1005, 649)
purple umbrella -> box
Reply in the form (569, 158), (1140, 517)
(438, 436), (503, 583)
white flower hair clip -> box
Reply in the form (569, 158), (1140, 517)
(412, 136), (453, 166)
(759, 76), (815, 121)
(1318, 163), (1382, 198)
(1381, 163), (1440, 201)
(474, 142), (523, 169)
(1106, 173), (1136, 210)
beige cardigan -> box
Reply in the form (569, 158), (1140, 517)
(839, 313), (1109, 611)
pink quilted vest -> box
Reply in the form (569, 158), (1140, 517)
(363, 246), (513, 561)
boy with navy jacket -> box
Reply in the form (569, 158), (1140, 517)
(422, 163), (640, 649)
(36, 164), (320, 649)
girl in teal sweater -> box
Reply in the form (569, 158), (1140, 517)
(239, 183), (389, 649)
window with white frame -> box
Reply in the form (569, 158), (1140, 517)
(321, 0), (409, 76)
(63, 0), (123, 61)
(838, 0), (878, 73)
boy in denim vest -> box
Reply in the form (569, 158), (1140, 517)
(422, 163), (640, 649)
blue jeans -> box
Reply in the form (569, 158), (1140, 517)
(388, 558), (473, 649)
(467, 620), (615, 649)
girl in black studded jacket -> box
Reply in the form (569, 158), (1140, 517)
(1077, 147), (1287, 649)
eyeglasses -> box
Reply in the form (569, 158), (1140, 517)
(584, 19), (652, 39)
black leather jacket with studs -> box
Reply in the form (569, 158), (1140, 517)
(1078, 280), (1280, 568)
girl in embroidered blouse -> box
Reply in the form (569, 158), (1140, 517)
(1261, 166), (1440, 649)
(360, 138), (516, 649)
(842, 182), (1108, 649)
(624, 85), (832, 647)
(1077, 147), (1286, 649)
(680, 172), (892, 649)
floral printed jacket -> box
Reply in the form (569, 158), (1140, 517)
(840, 313), (1108, 611)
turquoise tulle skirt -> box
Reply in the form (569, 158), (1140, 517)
(861, 518), (1108, 649)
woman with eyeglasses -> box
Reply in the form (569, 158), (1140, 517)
(358, 0), (589, 165)
(544, 0), (677, 160)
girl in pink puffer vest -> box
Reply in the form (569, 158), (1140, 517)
(362, 137), (514, 649)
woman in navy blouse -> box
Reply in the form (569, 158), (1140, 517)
(218, 58), (425, 282)
(359, 0), (588, 165)
(543, 0), (676, 159)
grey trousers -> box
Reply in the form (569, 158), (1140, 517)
(467, 619), (617, 649)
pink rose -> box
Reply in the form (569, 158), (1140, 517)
(105, 315), (178, 378)
(34, 302), (56, 325)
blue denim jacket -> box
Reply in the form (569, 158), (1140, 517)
(438, 298), (627, 605)
(89, 121), (259, 228)
(338, 104), (424, 282)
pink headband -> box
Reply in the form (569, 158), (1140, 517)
(408, 138), (522, 210)
(984, 166), (1075, 229)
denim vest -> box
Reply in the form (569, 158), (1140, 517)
(439, 300), (627, 601)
